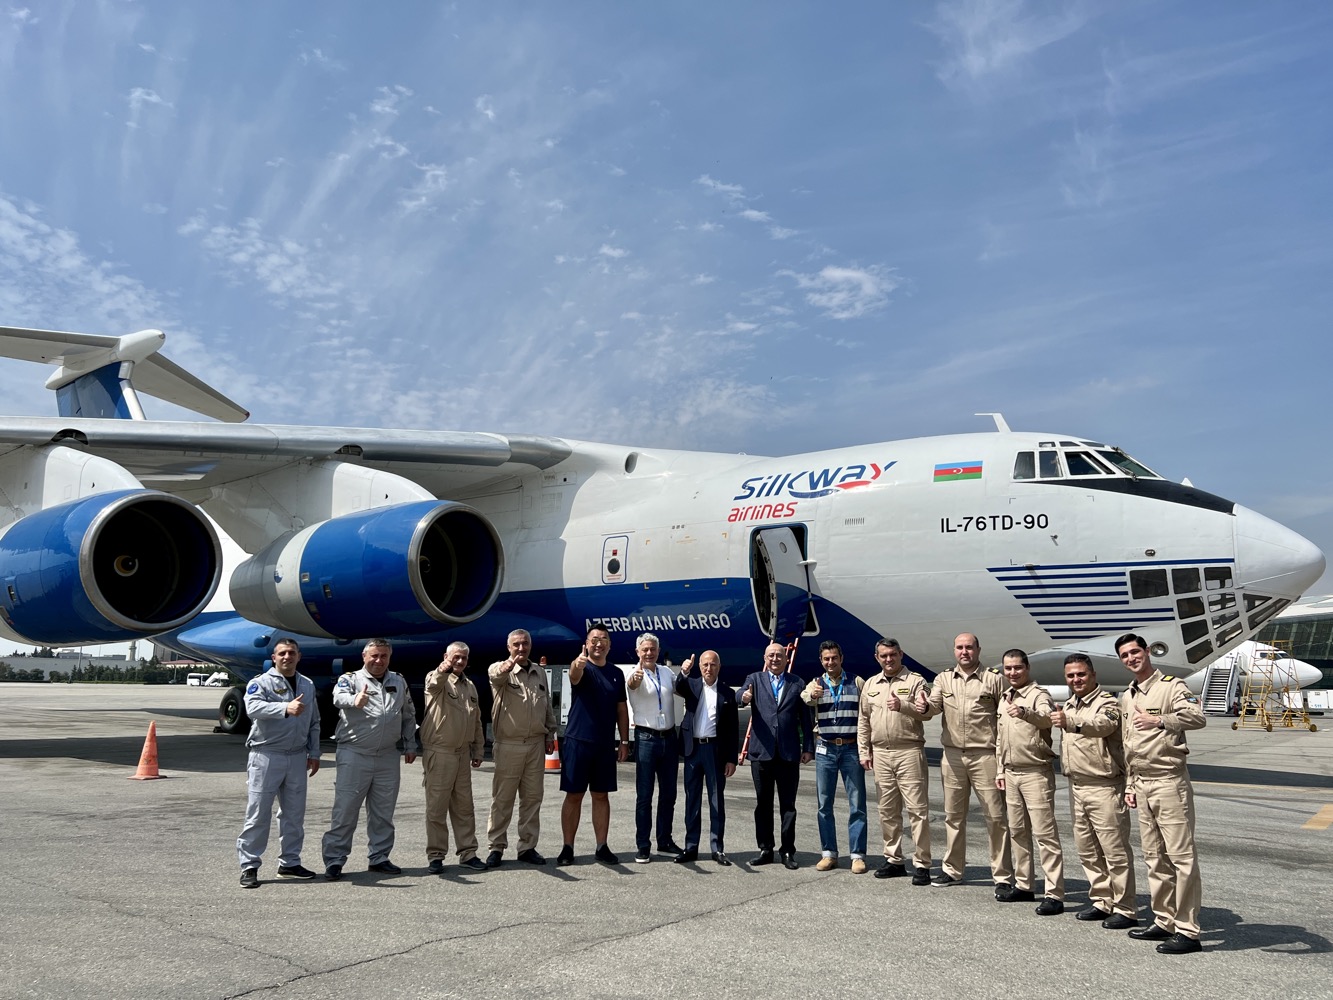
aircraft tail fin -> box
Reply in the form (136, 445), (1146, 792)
(0, 325), (249, 422)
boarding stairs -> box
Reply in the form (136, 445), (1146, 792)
(1201, 657), (1239, 715)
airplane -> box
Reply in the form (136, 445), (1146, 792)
(0, 325), (1324, 736)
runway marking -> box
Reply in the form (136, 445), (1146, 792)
(1302, 804), (1333, 830)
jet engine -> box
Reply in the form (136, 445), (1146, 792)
(0, 490), (222, 644)
(229, 500), (504, 639)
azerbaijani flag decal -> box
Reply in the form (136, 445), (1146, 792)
(934, 461), (983, 482)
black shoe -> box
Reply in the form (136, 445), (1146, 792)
(781, 853), (798, 870)
(428, 859), (445, 875)
(1102, 914), (1138, 930)
(1077, 905), (1112, 922)
(368, 860), (402, 875)
(931, 871), (960, 887)
(658, 840), (685, 856)
(753, 849), (775, 866)
(276, 864), (316, 880)
(1156, 933), (1202, 955)
(517, 848), (546, 865)
(461, 857), (488, 871)
(594, 844), (619, 865)
(912, 867), (931, 886)
(712, 852), (732, 867)
(1129, 924), (1172, 941)
(998, 885), (1033, 902)
(239, 867), (259, 889)
(674, 849), (699, 864)
(874, 862), (907, 879)
(1036, 898), (1065, 917)
(485, 850), (503, 868)
(323, 864), (343, 882)
(635, 848), (651, 864)
(556, 845), (575, 867)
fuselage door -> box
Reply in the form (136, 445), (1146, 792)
(750, 524), (816, 641)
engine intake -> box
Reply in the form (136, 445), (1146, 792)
(230, 500), (504, 639)
(0, 490), (222, 644)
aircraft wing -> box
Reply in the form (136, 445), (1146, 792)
(0, 416), (573, 498)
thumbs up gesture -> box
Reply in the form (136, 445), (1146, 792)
(354, 682), (370, 709)
(680, 654), (695, 676)
(286, 693), (306, 716)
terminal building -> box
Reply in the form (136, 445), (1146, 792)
(1257, 595), (1333, 688)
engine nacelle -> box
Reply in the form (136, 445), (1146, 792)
(0, 490), (222, 644)
(229, 500), (504, 639)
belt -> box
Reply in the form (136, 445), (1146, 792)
(636, 726), (673, 737)
(694, 736), (716, 743)
(821, 736), (857, 746)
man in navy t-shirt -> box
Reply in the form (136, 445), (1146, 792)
(557, 623), (630, 865)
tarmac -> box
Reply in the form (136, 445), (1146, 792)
(1, 682), (1330, 1000)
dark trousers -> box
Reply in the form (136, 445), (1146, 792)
(751, 757), (800, 854)
(634, 729), (679, 851)
(683, 742), (726, 852)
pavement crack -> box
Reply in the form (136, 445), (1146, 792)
(220, 918), (546, 998)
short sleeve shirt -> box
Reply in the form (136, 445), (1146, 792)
(566, 663), (628, 745)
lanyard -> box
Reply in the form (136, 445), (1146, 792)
(770, 674), (785, 700)
(825, 673), (846, 719)
(644, 666), (664, 713)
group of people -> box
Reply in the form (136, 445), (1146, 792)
(233, 625), (1206, 955)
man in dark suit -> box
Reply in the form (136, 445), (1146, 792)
(739, 642), (814, 869)
(673, 650), (740, 866)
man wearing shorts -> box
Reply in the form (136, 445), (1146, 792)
(557, 623), (630, 865)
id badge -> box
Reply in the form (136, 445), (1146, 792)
(656, 711), (667, 729)
(815, 744), (828, 756)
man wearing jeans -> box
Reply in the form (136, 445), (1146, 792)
(625, 632), (683, 863)
(801, 640), (868, 874)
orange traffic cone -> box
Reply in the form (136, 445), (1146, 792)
(128, 721), (166, 780)
(545, 736), (561, 774)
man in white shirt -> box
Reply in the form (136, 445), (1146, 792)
(626, 633), (683, 862)
(673, 650), (740, 865)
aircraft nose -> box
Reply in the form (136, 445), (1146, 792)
(1233, 505), (1326, 599)
(1293, 659), (1323, 689)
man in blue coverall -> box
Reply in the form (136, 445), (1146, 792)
(237, 638), (321, 888)
(322, 638), (419, 880)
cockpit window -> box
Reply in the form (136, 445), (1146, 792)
(1013, 452), (1035, 480)
(1038, 451), (1060, 478)
(1097, 450), (1161, 479)
(1065, 451), (1114, 476)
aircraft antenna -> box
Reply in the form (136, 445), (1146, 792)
(976, 413), (1010, 432)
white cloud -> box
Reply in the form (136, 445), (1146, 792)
(696, 175), (745, 198)
(9, 7), (34, 25)
(768, 225), (796, 240)
(299, 46), (345, 71)
(126, 88), (170, 113)
(598, 243), (628, 259)
(370, 85), (413, 116)
(690, 273), (715, 285)
(929, 0), (1089, 90)
(780, 265), (899, 319)
(738, 208), (770, 223)
(141, 203), (168, 215)
(475, 94), (496, 121)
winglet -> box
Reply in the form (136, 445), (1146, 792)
(0, 326), (249, 422)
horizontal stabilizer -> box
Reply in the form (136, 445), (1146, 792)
(0, 326), (249, 423)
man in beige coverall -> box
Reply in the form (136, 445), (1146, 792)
(995, 648), (1064, 915)
(1050, 653), (1137, 930)
(927, 632), (1013, 896)
(485, 628), (557, 867)
(422, 642), (487, 873)
(857, 637), (934, 886)
(1117, 633), (1206, 955)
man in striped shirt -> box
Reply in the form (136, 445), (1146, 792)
(802, 640), (868, 873)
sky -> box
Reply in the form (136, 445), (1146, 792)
(0, 0), (1330, 606)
